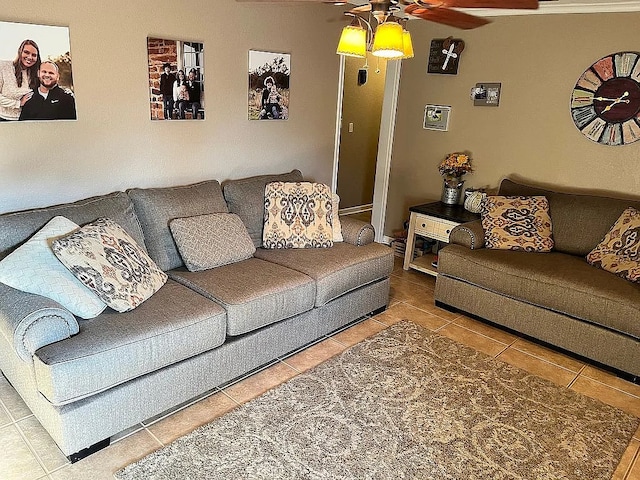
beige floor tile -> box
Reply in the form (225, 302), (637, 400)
(511, 338), (586, 373)
(222, 362), (299, 404)
(453, 316), (518, 345)
(439, 323), (509, 358)
(17, 416), (69, 473)
(626, 449), (640, 480)
(331, 318), (388, 347)
(0, 402), (11, 428)
(581, 366), (640, 399)
(376, 302), (451, 331)
(571, 376), (640, 418)
(388, 276), (435, 306)
(283, 338), (347, 373)
(0, 381), (33, 422)
(390, 268), (437, 289)
(497, 348), (578, 387)
(0, 424), (46, 480)
(612, 438), (639, 480)
(147, 391), (238, 445)
(636, 424), (640, 441)
(49, 430), (161, 480)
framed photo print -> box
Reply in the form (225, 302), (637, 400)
(0, 20), (76, 121)
(423, 104), (451, 131)
(248, 50), (290, 120)
(147, 37), (204, 120)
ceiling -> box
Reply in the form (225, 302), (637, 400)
(346, 0), (640, 17)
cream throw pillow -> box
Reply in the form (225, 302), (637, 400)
(332, 193), (343, 243)
(170, 213), (256, 271)
(52, 218), (167, 312)
(586, 206), (639, 283)
(263, 182), (334, 249)
(0, 216), (106, 318)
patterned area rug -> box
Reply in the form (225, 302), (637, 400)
(116, 321), (638, 480)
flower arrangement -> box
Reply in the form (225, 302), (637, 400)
(438, 152), (473, 185)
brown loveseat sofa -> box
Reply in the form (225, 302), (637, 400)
(434, 178), (640, 380)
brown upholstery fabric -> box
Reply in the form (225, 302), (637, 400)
(449, 219), (485, 249)
(499, 179), (640, 256)
(438, 244), (640, 338)
(338, 216), (375, 246)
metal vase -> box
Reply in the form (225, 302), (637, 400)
(441, 178), (464, 205)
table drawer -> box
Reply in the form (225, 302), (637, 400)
(414, 214), (458, 242)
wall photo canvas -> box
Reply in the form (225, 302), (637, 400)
(0, 20), (76, 122)
(249, 50), (290, 120)
(147, 37), (204, 120)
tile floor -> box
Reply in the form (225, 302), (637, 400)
(1, 258), (639, 479)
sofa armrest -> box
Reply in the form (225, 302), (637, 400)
(0, 283), (79, 362)
(339, 216), (375, 246)
(449, 220), (486, 249)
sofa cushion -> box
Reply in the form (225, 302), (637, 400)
(33, 279), (227, 406)
(0, 191), (146, 261)
(499, 178), (640, 256)
(0, 216), (106, 319)
(170, 213), (256, 271)
(52, 218), (168, 312)
(169, 258), (315, 336)
(587, 207), (640, 283)
(438, 244), (640, 338)
(127, 180), (229, 271)
(223, 170), (303, 248)
(481, 196), (554, 252)
(263, 182), (334, 249)
(254, 242), (394, 306)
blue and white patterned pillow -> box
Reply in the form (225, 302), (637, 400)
(52, 218), (167, 312)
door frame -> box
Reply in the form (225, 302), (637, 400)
(332, 56), (402, 243)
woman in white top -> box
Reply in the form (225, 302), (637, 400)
(0, 39), (41, 121)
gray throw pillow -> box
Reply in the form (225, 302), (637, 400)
(170, 213), (256, 271)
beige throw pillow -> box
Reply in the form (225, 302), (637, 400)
(52, 218), (167, 312)
(170, 213), (256, 271)
(481, 196), (554, 252)
(263, 182), (334, 249)
(332, 193), (343, 243)
(586, 206), (640, 283)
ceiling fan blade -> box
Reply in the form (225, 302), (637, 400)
(236, 0), (342, 3)
(405, 3), (491, 29)
(437, 0), (538, 9)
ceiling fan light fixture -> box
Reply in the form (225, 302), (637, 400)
(336, 24), (367, 58)
(371, 22), (404, 59)
(402, 30), (414, 59)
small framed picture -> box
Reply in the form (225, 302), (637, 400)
(473, 83), (501, 106)
(423, 104), (451, 131)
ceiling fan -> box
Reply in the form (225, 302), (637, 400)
(237, 0), (539, 30)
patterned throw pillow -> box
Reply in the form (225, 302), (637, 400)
(586, 207), (640, 283)
(481, 196), (554, 252)
(332, 193), (343, 243)
(170, 213), (256, 271)
(263, 182), (334, 249)
(52, 218), (168, 312)
(0, 216), (107, 319)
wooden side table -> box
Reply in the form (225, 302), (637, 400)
(403, 202), (480, 276)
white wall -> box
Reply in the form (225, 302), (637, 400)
(0, 0), (345, 213)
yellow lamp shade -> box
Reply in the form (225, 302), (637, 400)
(402, 30), (414, 59)
(372, 22), (404, 59)
(336, 25), (367, 58)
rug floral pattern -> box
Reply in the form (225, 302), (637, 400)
(117, 321), (638, 480)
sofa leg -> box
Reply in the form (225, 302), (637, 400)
(67, 438), (110, 463)
(435, 300), (458, 313)
(370, 305), (387, 316)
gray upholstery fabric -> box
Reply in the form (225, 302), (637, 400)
(169, 258), (316, 336)
(222, 170), (303, 248)
(499, 178), (640, 256)
(435, 275), (640, 377)
(127, 180), (229, 271)
(0, 192), (146, 261)
(254, 242), (394, 306)
(33, 280), (226, 405)
(438, 245), (640, 338)
(339, 216), (375, 246)
(0, 283), (79, 362)
(448, 219), (485, 250)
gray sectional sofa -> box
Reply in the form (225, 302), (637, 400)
(434, 178), (640, 380)
(0, 169), (394, 461)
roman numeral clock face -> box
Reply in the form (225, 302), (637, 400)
(571, 52), (640, 146)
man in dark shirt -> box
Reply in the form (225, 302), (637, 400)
(179, 68), (202, 120)
(159, 63), (176, 120)
(19, 61), (77, 121)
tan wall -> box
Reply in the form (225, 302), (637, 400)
(337, 53), (387, 208)
(386, 12), (640, 236)
(0, 0), (344, 213)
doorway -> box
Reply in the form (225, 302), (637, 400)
(332, 55), (402, 242)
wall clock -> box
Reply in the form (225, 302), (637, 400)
(570, 51), (640, 146)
